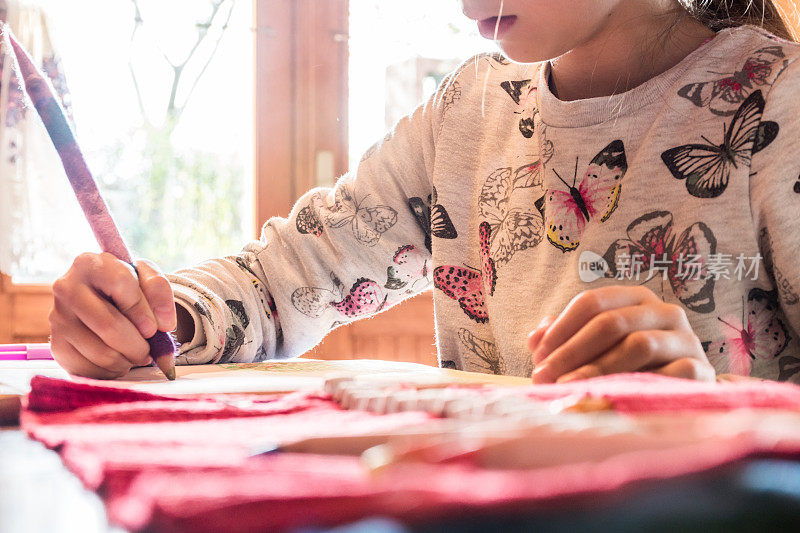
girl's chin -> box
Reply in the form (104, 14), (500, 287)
(495, 44), (552, 64)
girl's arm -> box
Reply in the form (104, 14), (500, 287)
(167, 76), (453, 365)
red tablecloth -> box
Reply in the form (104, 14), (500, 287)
(21, 374), (800, 533)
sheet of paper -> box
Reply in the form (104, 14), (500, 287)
(1, 358), (529, 399)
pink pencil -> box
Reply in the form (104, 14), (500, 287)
(4, 27), (176, 379)
(0, 343), (52, 360)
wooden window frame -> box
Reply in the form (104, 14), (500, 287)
(0, 274), (51, 343)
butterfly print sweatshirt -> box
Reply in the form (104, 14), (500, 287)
(168, 25), (800, 383)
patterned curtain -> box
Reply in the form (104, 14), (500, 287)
(0, 0), (94, 281)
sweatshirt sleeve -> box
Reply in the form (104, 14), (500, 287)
(749, 55), (800, 375)
(165, 73), (457, 365)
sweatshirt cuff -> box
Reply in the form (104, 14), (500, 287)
(169, 280), (225, 365)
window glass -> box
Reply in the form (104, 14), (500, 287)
(15, 0), (253, 281)
(348, 0), (499, 169)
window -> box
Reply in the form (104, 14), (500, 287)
(348, 0), (498, 167)
(12, 0), (254, 281)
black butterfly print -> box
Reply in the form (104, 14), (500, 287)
(253, 345), (270, 363)
(296, 186), (398, 246)
(500, 79), (536, 138)
(234, 255), (275, 320)
(296, 193), (325, 236)
(487, 52), (510, 66)
(218, 299), (251, 363)
(678, 45), (786, 116)
(478, 162), (547, 266)
(472, 52), (511, 72)
(779, 356), (800, 381)
(603, 210), (717, 313)
(759, 228), (799, 306)
(408, 186), (457, 253)
(440, 360), (459, 370)
(661, 90), (778, 199)
(441, 79), (461, 112)
(794, 175), (800, 194)
(219, 324), (245, 364)
(226, 300), (250, 330)
(194, 300), (214, 326)
(458, 328), (505, 375)
(235, 256), (259, 278)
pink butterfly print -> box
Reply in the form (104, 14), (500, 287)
(434, 266), (488, 323)
(602, 210), (717, 313)
(546, 140), (627, 252)
(433, 226), (497, 323)
(331, 278), (387, 317)
(479, 222), (497, 297)
(385, 245), (430, 292)
(678, 46), (786, 116)
(703, 288), (791, 377)
(292, 273), (387, 319)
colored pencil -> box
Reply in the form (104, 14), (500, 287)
(5, 28), (176, 379)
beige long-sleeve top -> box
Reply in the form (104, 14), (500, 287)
(168, 25), (800, 383)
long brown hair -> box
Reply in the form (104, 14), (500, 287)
(679, 0), (797, 41)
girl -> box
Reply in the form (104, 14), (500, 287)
(49, 0), (800, 384)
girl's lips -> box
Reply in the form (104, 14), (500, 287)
(477, 15), (517, 39)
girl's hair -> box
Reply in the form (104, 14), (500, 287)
(679, 0), (796, 41)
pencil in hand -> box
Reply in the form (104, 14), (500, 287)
(5, 27), (177, 380)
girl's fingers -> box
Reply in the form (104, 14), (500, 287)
(50, 337), (130, 380)
(527, 314), (557, 353)
(81, 252), (158, 338)
(532, 286), (660, 364)
(552, 330), (697, 384)
(533, 302), (689, 382)
(60, 310), (144, 371)
(134, 259), (176, 332)
(66, 285), (151, 366)
(651, 357), (716, 382)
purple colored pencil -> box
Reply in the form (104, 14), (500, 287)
(5, 27), (176, 380)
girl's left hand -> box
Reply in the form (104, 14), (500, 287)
(528, 285), (715, 384)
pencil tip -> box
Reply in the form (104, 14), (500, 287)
(148, 331), (177, 380)
(153, 353), (176, 380)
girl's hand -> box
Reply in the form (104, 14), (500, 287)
(49, 252), (177, 379)
(527, 286), (715, 384)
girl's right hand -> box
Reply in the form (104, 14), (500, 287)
(49, 252), (177, 379)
